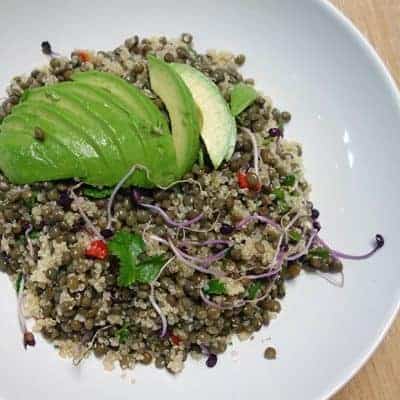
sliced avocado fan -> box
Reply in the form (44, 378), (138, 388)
(0, 71), (181, 187)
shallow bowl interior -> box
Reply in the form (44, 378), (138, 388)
(0, 1), (399, 399)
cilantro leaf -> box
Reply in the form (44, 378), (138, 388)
(108, 231), (145, 287)
(83, 186), (114, 199)
(282, 175), (296, 187)
(308, 247), (330, 260)
(203, 279), (227, 295)
(246, 281), (263, 300)
(288, 230), (302, 243)
(136, 255), (166, 283)
(116, 325), (130, 344)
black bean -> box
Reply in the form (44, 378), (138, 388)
(206, 353), (218, 368)
(268, 128), (282, 138)
(220, 223), (234, 235)
(41, 41), (52, 55)
(375, 234), (384, 248)
(311, 208), (320, 220)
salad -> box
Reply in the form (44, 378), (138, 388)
(0, 34), (384, 373)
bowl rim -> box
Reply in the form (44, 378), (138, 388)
(318, 2), (400, 398)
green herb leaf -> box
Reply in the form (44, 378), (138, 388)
(15, 273), (23, 294)
(272, 188), (285, 201)
(108, 231), (146, 287)
(29, 230), (40, 240)
(116, 325), (130, 344)
(278, 200), (290, 214)
(136, 255), (165, 284)
(309, 247), (330, 260)
(246, 281), (263, 300)
(282, 175), (296, 187)
(288, 230), (302, 243)
(83, 186), (114, 199)
(203, 279), (227, 295)
(230, 83), (258, 116)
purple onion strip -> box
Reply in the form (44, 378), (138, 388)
(242, 127), (259, 176)
(177, 247), (230, 266)
(168, 239), (224, 277)
(139, 203), (203, 228)
(149, 283), (168, 338)
(245, 250), (285, 280)
(178, 239), (234, 248)
(236, 214), (280, 230)
(17, 276), (27, 334)
(69, 186), (103, 240)
(316, 236), (383, 260)
(287, 229), (318, 261)
(199, 288), (245, 309)
(106, 164), (149, 230)
(24, 225), (34, 258)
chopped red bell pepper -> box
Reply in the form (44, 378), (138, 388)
(77, 50), (91, 63)
(252, 181), (262, 192)
(86, 240), (108, 260)
(237, 171), (249, 189)
(170, 334), (181, 346)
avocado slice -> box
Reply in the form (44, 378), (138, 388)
(0, 72), (181, 187)
(1, 104), (88, 178)
(0, 116), (83, 184)
(24, 85), (122, 185)
(148, 56), (201, 176)
(71, 70), (170, 136)
(54, 81), (177, 187)
(65, 77), (178, 186)
(171, 63), (237, 167)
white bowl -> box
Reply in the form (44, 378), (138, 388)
(0, 1), (399, 399)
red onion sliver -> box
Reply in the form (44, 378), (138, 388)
(242, 127), (259, 176)
(17, 276), (27, 334)
(168, 239), (224, 277)
(149, 283), (168, 338)
(316, 236), (383, 260)
(177, 247), (230, 266)
(139, 203), (203, 228)
(178, 239), (233, 248)
(106, 164), (149, 230)
(236, 214), (280, 230)
(199, 288), (245, 309)
(245, 250), (285, 280)
(25, 225), (34, 258)
(287, 230), (318, 261)
(69, 188), (103, 240)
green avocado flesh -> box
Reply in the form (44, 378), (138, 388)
(171, 63), (237, 167)
(148, 56), (201, 177)
(0, 72), (179, 187)
(230, 83), (258, 117)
